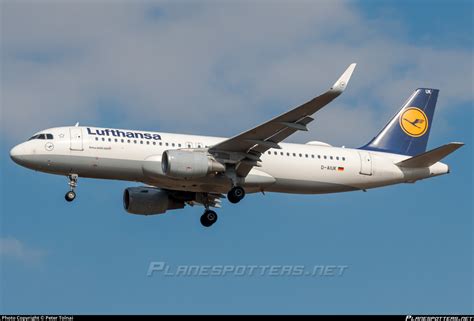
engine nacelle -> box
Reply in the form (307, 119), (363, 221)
(123, 187), (184, 215)
(161, 150), (225, 179)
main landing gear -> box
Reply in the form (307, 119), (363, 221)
(65, 174), (78, 202)
(227, 186), (245, 204)
(199, 185), (245, 227)
(200, 209), (218, 227)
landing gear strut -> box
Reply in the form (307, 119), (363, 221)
(227, 186), (245, 204)
(200, 209), (218, 227)
(225, 165), (245, 204)
(65, 174), (78, 202)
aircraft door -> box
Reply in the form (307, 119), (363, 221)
(358, 151), (372, 176)
(70, 127), (84, 151)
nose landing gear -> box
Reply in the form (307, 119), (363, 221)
(65, 190), (76, 202)
(65, 174), (78, 202)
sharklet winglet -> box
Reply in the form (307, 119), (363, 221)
(330, 63), (357, 94)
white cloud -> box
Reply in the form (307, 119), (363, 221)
(0, 237), (46, 264)
(1, 0), (472, 146)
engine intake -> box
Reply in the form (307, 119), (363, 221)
(123, 187), (184, 215)
(161, 150), (225, 179)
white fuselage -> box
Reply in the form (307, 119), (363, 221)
(10, 126), (449, 194)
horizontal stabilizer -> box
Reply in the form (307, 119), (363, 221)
(396, 142), (464, 168)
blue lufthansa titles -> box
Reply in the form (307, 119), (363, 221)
(87, 127), (161, 140)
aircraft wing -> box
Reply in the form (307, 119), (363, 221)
(209, 63), (356, 176)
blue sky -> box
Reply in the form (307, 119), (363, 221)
(1, 0), (472, 314)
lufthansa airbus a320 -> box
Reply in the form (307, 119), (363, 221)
(10, 64), (464, 227)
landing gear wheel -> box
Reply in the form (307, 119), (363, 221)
(200, 210), (218, 227)
(227, 186), (245, 204)
(65, 190), (76, 202)
(65, 174), (78, 202)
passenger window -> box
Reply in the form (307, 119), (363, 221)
(324, 155), (327, 159)
(165, 142), (169, 146)
(274, 151), (277, 155)
(318, 155), (321, 159)
(121, 139), (124, 143)
(305, 154), (308, 158)
(330, 156), (333, 160)
(311, 155), (314, 158)
(134, 140), (137, 144)
(127, 139), (131, 143)
(179, 144), (182, 147)
(287, 152), (290, 156)
(114, 138), (118, 142)
(342, 157), (346, 161)
(299, 153), (302, 157)
(140, 141), (143, 144)
(280, 152), (284, 156)
(336, 156), (339, 160)
(95, 137), (99, 141)
(160, 142), (163, 146)
(268, 151), (271, 155)
(102, 137), (105, 141)
(108, 138), (111, 142)
(152, 141), (156, 145)
(172, 143), (175, 147)
(293, 153), (296, 157)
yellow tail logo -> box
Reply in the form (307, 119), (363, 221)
(400, 107), (428, 137)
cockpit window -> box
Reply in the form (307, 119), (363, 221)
(28, 133), (53, 140)
(28, 135), (39, 141)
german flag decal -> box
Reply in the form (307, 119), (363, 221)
(337, 167), (345, 172)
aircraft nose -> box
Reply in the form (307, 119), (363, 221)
(10, 145), (20, 161)
(10, 144), (26, 164)
(10, 143), (40, 169)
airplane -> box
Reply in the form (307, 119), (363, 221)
(9, 63), (464, 227)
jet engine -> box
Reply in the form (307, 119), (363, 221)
(161, 150), (225, 179)
(123, 187), (185, 215)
